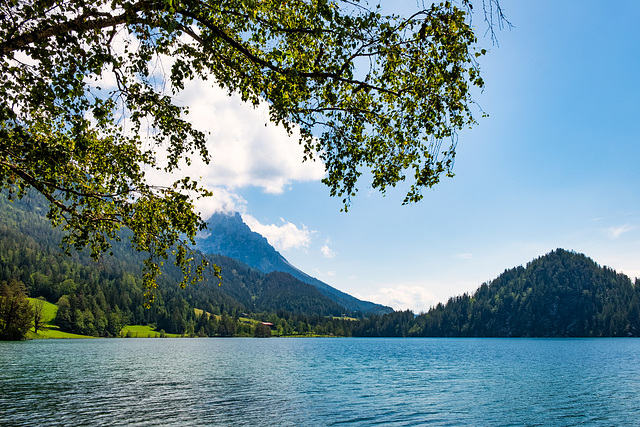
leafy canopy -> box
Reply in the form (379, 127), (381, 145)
(0, 279), (34, 340)
(0, 0), (498, 302)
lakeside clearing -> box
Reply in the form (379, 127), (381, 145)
(120, 325), (182, 338)
(26, 298), (94, 339)
(22, 300), (337, 339)
(25, 298), (181, 339)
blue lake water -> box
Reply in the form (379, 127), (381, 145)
(1, 338), (640, 426)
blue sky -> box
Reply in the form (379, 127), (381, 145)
(158, 1), (640, 312)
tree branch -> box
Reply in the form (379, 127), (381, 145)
(0, 2), (148, 57)
(178, 8), (400, 97)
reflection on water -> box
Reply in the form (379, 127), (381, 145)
(1, 338), (640, 426)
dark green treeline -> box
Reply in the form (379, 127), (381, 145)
(0, 193), (356, 337)
(355, 249), (640, 337)
(2, 192), (640, 338)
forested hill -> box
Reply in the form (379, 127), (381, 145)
(356, 249), (640, 337)
(5, 191), (638, 338)
(0, 193), (356, 336)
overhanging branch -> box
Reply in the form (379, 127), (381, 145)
(0, 2), (148, 57)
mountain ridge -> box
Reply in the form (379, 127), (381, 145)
(196, 212), (393, 315)
(0, 192), (370, 336)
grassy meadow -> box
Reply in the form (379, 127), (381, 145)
(21, 301), (333, 339)
(120, 325), (182, 338)
(24, 298), (182, 339)
(25, 298), (94, 339)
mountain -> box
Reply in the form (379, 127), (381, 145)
(399, 249), (640, 337)
(197, 255), (351, 317)
(196, 212), (393, 315)
(0, 193), (366, 337)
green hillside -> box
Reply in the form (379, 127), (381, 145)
(7, 190), (637, 339)
(0, 192), (360, 338)
(415, 249), (640, 337)
(354, 249), (640, 337)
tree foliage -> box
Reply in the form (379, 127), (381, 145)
(352, 249), (640, 337)
(0, 0), (500, 300)
(31, 296), (47, 333)
(0, 278), (34, 340)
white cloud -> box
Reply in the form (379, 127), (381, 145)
(140, 77), (328, 222)
(311, 268), (337, 280)
(605, 224), (635, 239)
(242, 214), (314, 251)
(89, 39), (324, 200)
(321, 245), (336, 258)
(320, 238), (337, 258)
(356, 285), (439, 313)
(196, 187), (247, 219)
(141, 163), (249, 219)
(172, 80), (326, 193)
(454, 252), (473, 260)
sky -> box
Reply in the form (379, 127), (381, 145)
(154, 1), (640, 312)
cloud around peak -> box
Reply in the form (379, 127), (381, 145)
(242, 214), (314, 251)
(142, 77), (328, 220)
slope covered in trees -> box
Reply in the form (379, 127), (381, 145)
(197, 212), (392, 315)
(355, 249), (640, 337)
(0, 193), (356, 337)
(4, 191), (638, 339)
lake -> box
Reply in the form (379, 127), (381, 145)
(1, 338), (639, 426)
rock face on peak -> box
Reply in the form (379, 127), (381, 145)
(196, 212), (288, 273)
(196, 212), (393, 315)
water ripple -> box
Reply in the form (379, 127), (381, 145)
(1, 338), (640, 426)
